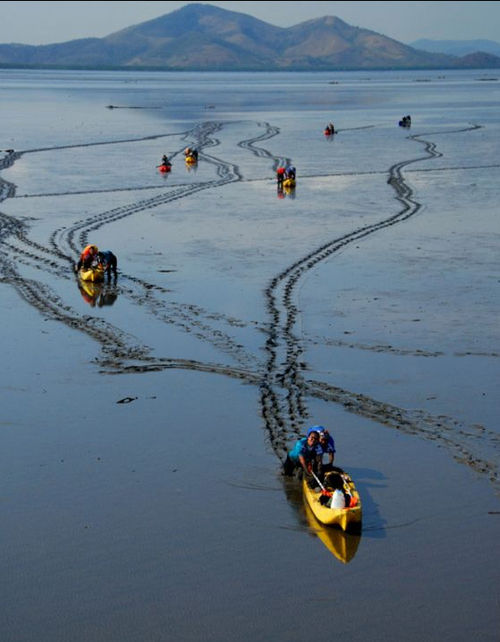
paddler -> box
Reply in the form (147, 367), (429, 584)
(283, 428), (320, 481)
(97, 250), (118, 279)
(76, 244), (98, 272)
(316, 427), (336, 477)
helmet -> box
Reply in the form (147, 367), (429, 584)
(307, 427), (320, 437)
(83, 244), (98, 256)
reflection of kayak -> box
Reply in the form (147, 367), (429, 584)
(185, 155), (197, 164)
(78, 279), (118, 307)
(78, 279), (102, 304)
(303, 468), (361, 532)
(78, 266), (105, 282)
(158, 164), (171, 173)
(303, 499), (361, 563)
(283, 177), (295, 189)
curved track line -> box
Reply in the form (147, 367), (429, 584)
(260, 125), (482, 459)
(1, 123), (496, 491)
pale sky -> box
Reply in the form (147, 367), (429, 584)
(1, 1), (499, 46)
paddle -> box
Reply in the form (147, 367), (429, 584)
(310, 470), (333, 496)
(310, 470), (325, 491)
(309, 470), (334, 507)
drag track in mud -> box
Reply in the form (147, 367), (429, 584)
(0, 121), (497, 492)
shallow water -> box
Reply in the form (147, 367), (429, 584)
(0, 68), (499, 641)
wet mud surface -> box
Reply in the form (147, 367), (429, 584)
(1, 120), (498, 494)
(1, 70), (499, 642)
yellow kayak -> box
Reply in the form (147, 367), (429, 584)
(185, 154), (197, 164)
(78, 265), (105, 282)
(302, 468), (362, 532)
(303, 499), (361, 563)
(283, 177), (295, 189)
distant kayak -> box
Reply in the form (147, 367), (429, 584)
(158, 163), (171, 173)
(303, 468), (361, 532)
(185, 154), (197, 164)
(283, 177), (296, 189)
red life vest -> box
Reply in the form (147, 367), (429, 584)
(81, 244), (98, 261)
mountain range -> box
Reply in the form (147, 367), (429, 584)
(0, 3), (499, 71)
(410, 38), (500, 57)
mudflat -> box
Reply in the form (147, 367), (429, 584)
(0, 69), (498, 642)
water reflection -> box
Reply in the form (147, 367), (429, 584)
(277, 184), (296, 199)
(346, 467), (387, 538)
(78, 279), (119, 308)
(303, 500), (361, 564)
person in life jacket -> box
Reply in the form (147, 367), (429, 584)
(161, 154), (170, 166)
(276, 166), (286, 185)
(315, 427), (336, 477)
(76, 244), (98, 271)
(283, 428), (320, 483)
(185, 147), (198, 161)
(97, 250), (118, 279)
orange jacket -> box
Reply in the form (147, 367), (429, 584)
(80, 244), (98, 261)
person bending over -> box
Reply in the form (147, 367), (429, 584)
(98, 250), (118, 279)
(283, 428), (320, 483)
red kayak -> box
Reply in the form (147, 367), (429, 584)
(158, 164), (171, 173)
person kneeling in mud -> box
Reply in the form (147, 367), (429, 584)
(97, 250), (118, 279)
(283, 428), (320, 486)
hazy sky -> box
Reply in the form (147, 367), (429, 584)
(1, 1), (499, 45)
